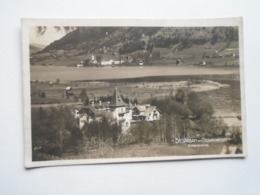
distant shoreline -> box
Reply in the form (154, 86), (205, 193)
(73, 74), (240, 83)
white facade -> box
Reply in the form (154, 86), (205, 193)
(132, 105), (161, 122)
(110, 106), (132, 134)
(101, 59), (114, 65)
(141, 108), (160, 121)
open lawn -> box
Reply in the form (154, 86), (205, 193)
(30, 75), (236, 105)
(30, 74), (241, 119)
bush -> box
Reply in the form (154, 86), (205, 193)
(40, 92), (46, 98)
(175, 89), (186, 103)
(130, 121), (156, 144)
(187, 92), (214, 119)
(81, 117), (119, 144)
(83, 59), (90, 66)
(228, 127), (242, 145)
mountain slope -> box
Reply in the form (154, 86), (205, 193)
(40, 26), (238, 53)
(31, 26), (239, 66)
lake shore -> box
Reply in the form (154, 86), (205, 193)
(132, 80), (230, 93)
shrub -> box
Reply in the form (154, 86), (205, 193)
(40, 92), (46, 98)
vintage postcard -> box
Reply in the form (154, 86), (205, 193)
(22, 18), (246, 168)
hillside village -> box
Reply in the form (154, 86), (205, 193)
(30, 26), (239, 67)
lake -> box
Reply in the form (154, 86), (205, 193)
(30, 65), (240, 82)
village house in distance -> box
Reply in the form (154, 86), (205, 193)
(75, 88), (161, 133)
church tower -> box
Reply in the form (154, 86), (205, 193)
(109, 88), (131, 133)
(110, 87), (126, 107)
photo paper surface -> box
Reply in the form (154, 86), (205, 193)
(22, 18), (246, 168)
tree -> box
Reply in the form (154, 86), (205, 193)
(32, 106), (81, 160)
(96, 54), (102, 62)
(165, 100), (190, 118)
(112, 123), (120, 144)
(229, 127), (242, 145)
(175, 89), (186, 103)
(152, 50), (161, 59)
(187, 92), (214, 119)
(79, 89), (89, 105)
(133, 98), (138, 105)
(84, 96), (89, 105)
(131, 121), (154, 144)
(40, 92), (46, 98)
(83, 58), (90, 66)
(146, 38), (154, 53)
(121, 95), (129, 104)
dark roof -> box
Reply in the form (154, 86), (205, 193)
(133, 105), (146, 112)
(79, 106), (101, 117)
(109, 88), (126, 107)
(79, 106), (113, 119)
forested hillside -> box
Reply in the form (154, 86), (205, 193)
(31, 26), (239, 66)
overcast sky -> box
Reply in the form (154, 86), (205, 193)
(29, 27), (70, 46)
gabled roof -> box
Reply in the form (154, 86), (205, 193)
(134, 105), (146, 112)
(140, 106), (156, 117)
(78, 106), (114, 120)
(79, 106), (102, 117)
(110, 88), (126, 107)
(137, 105), (161, 117)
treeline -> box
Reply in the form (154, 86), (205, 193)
(32, 106), (122, 161)
(119, 27), (238, 54)
(31, 89), (239, 160)
(32, 106), (83, 160)
(119, 89), (229, 146)
(150, 89), (215, 119)
(126, 89), (227, 145)
(119, 40), (146, 54)
(80, 118), (120, 148)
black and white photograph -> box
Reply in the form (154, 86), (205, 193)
(22, 18), (246, 167)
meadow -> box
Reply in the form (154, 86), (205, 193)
(30, 65), (240, 108)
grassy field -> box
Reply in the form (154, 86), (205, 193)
(60, 142), (228, 160)
(31, 72), (240, 105)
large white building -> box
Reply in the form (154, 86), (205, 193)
(75, 88), (161, 133)
(108, 87), (132, 133)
